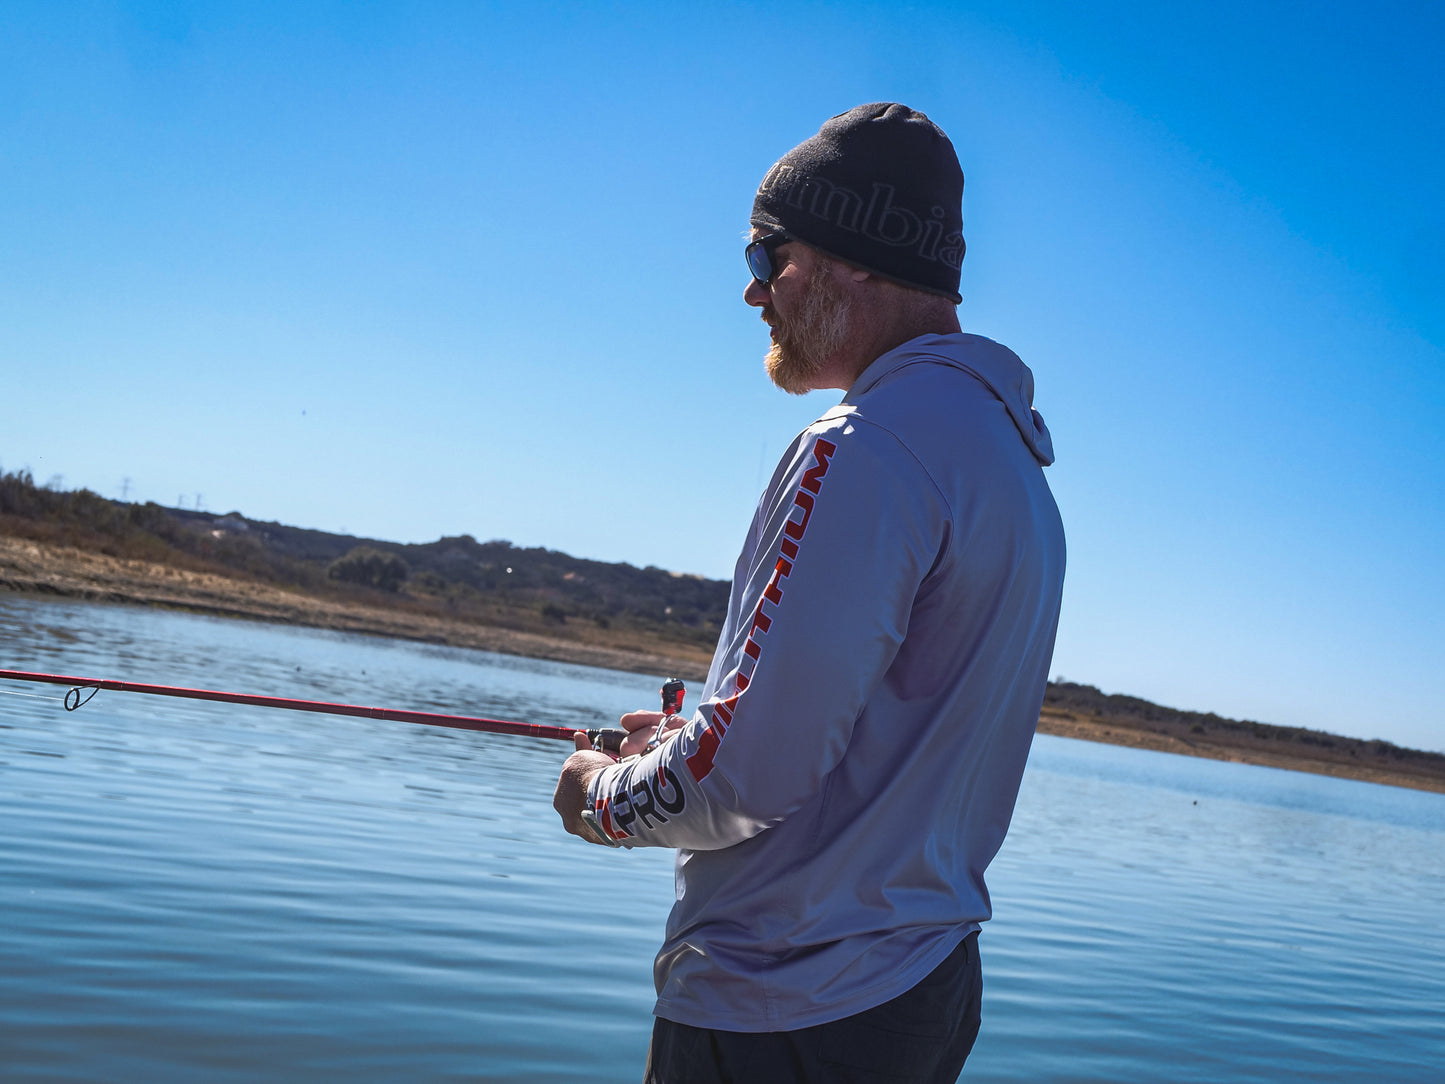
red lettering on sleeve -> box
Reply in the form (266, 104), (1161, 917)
(687, 435), (837, 783)
(686, 725), (722, 782)
(596, 797), (622, 841)
(783, 490), (814, 540)
(762, 565), (786, 605)
(799, 438), (836, 493)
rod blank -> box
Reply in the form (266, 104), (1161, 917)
(0, 667), (582, 742)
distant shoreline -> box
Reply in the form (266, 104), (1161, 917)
(1036, 710), (1444, 795)
(3, 535), (1441, 797)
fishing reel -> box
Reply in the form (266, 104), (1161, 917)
(582, 677), (686, 755)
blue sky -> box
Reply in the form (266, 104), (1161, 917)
(3, 1), (1442, 752)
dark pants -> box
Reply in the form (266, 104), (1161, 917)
(643, 931), (982, 1084)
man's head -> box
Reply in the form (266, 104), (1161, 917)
(751, 103), (965, 302)
(746, 104), (965, 393)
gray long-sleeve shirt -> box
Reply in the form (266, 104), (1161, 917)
(587, 332), (1066, 1031)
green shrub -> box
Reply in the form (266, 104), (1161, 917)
(327, 547), (409, 592)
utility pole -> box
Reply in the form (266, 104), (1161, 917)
(120, 477), (131, 501)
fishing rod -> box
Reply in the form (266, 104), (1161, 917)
(0, 668), (686, 755)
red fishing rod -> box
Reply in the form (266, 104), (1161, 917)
(0, 668), (685, 755)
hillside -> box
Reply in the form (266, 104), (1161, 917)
(0, 468), (726, 653)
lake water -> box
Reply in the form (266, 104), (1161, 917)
(1, 597), (1442, 1082)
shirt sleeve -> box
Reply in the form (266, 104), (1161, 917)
(584, 418), (948, 850)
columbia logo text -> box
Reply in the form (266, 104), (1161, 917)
(758, 166), (963, 270)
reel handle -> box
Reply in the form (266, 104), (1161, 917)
(660, 677), (686, 716)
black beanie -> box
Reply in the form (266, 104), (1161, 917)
(751, 103), (964, 303)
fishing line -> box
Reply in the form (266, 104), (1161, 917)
(0, 687), (69, 704)
(0, 684), (101, 709)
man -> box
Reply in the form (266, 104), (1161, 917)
(554, 103), (1066, 1082)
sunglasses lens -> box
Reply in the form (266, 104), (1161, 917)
(746, 241), (773, 284)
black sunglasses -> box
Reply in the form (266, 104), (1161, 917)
(745, 232), (792, 286)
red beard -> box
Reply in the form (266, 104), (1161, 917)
(764, 263), (851, 395)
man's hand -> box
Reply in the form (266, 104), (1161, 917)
(553, 737), (617, 841)
(554, 712), (689, 843)
(616, 710), (689, 759)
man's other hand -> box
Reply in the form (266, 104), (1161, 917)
(553, 741), (617, 840)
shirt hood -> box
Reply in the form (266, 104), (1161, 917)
(845, 332), (1056, 466)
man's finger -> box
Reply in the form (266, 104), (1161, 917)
(620, 710), (664, 733)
